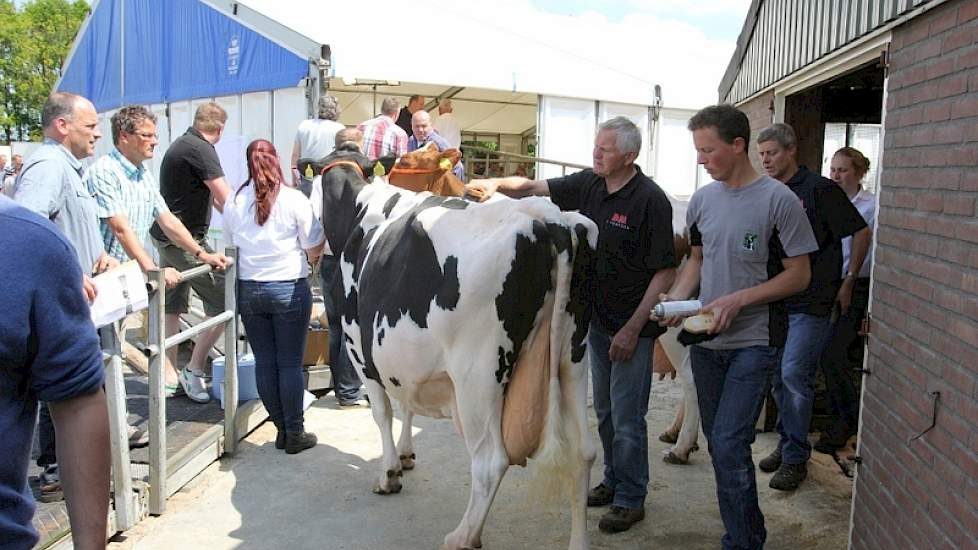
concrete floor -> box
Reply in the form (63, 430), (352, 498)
(107, 380), (852, 550)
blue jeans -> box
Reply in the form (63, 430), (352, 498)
(238, 279), (312, 433)
(691, 345), (778, 550)
(588, 322), (653, 510)
(320, 257), (363, 403)
(773, 313), (833, 464)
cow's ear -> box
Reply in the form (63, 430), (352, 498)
(442, 148), (461, 165)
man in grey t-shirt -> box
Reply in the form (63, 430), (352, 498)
(655, 105), (816, 550)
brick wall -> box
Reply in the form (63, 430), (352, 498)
(736, 90), (774, 168)
(851, 1), (978, 548)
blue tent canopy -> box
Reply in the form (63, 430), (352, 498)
(58, 0), (310, 112)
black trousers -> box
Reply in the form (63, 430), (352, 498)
(818, 278), (870, 441)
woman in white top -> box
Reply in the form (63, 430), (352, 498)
(817, 146), (875, 454)
(223, 139), (325, 454)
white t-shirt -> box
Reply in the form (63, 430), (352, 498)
(222, 183), (325, 281)
(842, 188), (876, 279)
(295, 118), (346, 161)
(432, 112), (461, 149)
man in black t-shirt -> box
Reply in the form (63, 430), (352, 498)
(395, 95), (425, 137)
(756, 123), (870, 491)
(149, 102), (232, 403)
(466, 116), (677, 534)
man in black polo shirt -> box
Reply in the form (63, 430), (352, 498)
(465, 116), (677, 533)
(149, 102), (232, 404)
(756, 123), (870, 490)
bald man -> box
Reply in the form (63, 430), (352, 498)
(407, 110), (464, 180)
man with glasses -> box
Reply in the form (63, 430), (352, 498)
(86, 105), (228, 402)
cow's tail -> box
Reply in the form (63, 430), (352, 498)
(527, 223), (588, 505)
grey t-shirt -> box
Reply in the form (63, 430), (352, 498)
(14, 139), (105, 274)
(688, 175), (817, 350)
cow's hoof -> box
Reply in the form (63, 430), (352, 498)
(662, 450), (690, 465)
(658, 431), (678, 444)
(373, 469), (404, 494)
(399, 453), (416, 470)
(373, 480), (403, 495)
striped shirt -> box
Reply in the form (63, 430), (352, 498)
(85, 148), (169, 262)
(357, 114), (408, 160)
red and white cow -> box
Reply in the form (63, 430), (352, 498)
(321, 163), (598, 550)
(653, 195), (701, 465)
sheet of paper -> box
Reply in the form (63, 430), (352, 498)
(89, 261), (148, 328)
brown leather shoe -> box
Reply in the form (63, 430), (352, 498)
(587, 483), (615, 507)
(598, 505), (645, 533)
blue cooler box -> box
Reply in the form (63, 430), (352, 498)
(211, 354), (259, 408)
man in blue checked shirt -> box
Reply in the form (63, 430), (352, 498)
(84, 105), (227, 404)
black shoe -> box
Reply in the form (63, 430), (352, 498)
(598, 505), (645, 533)
(285, 431), (318, 454)
(275, 430), (286, 450)
(587, 483), (615, 507)
(769, 462), (808, 491)
(759, 447), (782, 473)
(814, 429), (853, 455)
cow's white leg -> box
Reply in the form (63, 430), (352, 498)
(362, 378), (402, 494)
(561, 359), (596, 550)
(660, 399), (685, 444)
(443, 399), (509, 550)
(397, 408), (416, 470)
(665, 354), (700, 464)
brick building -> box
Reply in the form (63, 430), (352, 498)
(721, 0), (978, 547)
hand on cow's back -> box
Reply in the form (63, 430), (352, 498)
(464, 179), (497, 202)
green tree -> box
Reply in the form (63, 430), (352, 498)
(0, 0), (88, 143)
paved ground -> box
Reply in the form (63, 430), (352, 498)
(107, 379), (852, 550)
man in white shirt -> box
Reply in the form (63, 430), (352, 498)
(433, 98), (462, 149)
(291, 95), (345, 194)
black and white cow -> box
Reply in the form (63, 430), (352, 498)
(321, 165), (599, 550)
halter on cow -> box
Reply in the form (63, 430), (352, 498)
(321, 162), (599, 549)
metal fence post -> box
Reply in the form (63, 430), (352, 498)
(223, 246), (239, 455)
(102, 322), (135, 529)
(147, 269), (167, 515)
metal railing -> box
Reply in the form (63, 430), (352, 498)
(460, 144), (590, 180)
(143, 246), (239, 515)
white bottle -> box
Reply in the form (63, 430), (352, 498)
(652, 300), (703, 319)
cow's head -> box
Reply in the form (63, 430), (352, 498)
(389, 142), (465, 197)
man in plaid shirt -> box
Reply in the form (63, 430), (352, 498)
(357, 97), (408, 160)
(85, 105), (226, 403)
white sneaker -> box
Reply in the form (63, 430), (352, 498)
(179, 367), (211, 404)
(128, 425), (149, 448)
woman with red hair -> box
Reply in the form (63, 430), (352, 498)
(223, 139), (325, 454)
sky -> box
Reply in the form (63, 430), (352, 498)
(515, 0), (754, 108)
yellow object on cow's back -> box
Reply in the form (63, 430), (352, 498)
(439, 158), (452, 171)
(373, 162), (386, 177)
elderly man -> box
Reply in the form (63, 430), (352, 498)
(149, 102), (232, 404)
(408, 110), (464, 180)
(433, 98), (461, 149)
(85, 105), (228, 399)
(755, 123), (870, 491)
(396, 94), (425, 137)
(1, 195), (111, 550)
(14, 92), (120, 502)
(466, 116), (677, 534)
(358, 97), (408, 161)
(290, 95), (345, 194)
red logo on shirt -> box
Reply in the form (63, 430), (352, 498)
(609, 212), (629, 229)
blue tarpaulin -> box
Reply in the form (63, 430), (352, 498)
(58, 0), (309, 111)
